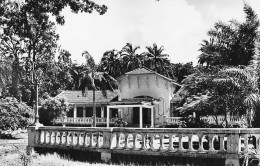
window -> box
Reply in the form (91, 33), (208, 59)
(77, 107), (83, 117)
(85, 107), (93, 117)
(96, 107), (101, 117)
(67, 108), (74, 117)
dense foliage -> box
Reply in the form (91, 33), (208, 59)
(174, 4), (260, 128)
(0, 97), (33, 130)
(39, 96), (69, 126)
(80, 51), (118, 127)
(198, 4), (259, 66)
(1, 0), (260, 129)
(0, 0), (107, 105)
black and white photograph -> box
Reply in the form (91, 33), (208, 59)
(1, 0), (260, 165)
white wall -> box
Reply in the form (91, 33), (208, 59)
(119, 74), (176, 126)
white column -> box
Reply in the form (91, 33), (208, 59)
(107, 106), (110, 127)
(139, 106), (143, 128)
(151, 107), (154, 128)
(118, 108), (122, 118)
(83, 105), (86, 118)
(73, 105), (77, 118)
(101, 105), (104, 118)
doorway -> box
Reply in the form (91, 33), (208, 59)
(133, 107), (151, 125)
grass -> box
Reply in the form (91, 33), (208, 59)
(0, 131), (115, 166)
(28, 151), (119, 166)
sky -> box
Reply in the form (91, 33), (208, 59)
(56, 0), (260, 65)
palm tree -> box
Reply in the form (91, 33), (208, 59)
(176, 65), (260, 127)
(99, 49), (121, 78)
(70, 64), (87, 90)
(198, 4), (259, 67)
(120, 43), (143, 72)
(81, 51), (117, 127)
(214, 67), (260, 127)
(198, 39), (222, 67)
(143, 43), (171, 75)
(0, 58), (11, 96)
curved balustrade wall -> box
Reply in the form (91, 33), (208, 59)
(28, 127), (259, 159)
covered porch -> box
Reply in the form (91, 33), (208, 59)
(106, 98), (158, 128)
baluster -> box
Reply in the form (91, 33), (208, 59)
(256, 135), (260, 151)
(71, 132), (74, 146)
(44, 131), (47, 144)
(47, 131), (51, 144)
(133, 134), (139, 150)
(150, 134), (156, 151)
(40, 131), (43, 144)
(116, 133), (122, 149)
(97, 132), (101, 148)
(168, 134), (174, 152)
(55, 131), (58, 145)
(50, 131), (53, 144)
(59, 131), (62, 145)
(178, 134), (183, 152)
(53, 131), (57, 145)
(64, 131), (68, 145)
(159, 134), (165, 151)
(124, 133), (129, 150)
(219, 134), (225, 152)
(244, 134), (249, 154)
(198, 134), (204, 152)
(141, 133), (146, 151)
(76, 132), (80, 146)
(85, 133), (90, 147)
(208, 135), (214, 152)
(82, 132), (86, 147)
(89, 132), (93, 147)
(187, 134), (192, 152)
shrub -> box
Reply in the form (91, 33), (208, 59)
(39, 96), (69, 126)
(113, 118), (128, 127)
(0, 97), (33, 130)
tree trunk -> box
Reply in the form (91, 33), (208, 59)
(93, 89), (96, 127)
(11, 56), (20, 98)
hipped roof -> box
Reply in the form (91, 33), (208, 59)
(56, 90), (119, 105)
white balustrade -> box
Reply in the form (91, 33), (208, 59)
(29, 126), (260, 159)
(53, 117), (117, 125)
(166, 116), (242, 126)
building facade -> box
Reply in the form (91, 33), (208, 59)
(56, 68), (180, 127)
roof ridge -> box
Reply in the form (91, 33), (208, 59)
(125, 67), (154, 75)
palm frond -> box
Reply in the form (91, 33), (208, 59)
(244, 93), (260, 108)
(82, 51), (95, 71)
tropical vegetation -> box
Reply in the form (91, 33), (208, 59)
(175, 4), (260, 128)
(0, 97), (33, 130)
(0, 0), (260, 128)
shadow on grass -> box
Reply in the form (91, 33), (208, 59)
(35, 148), (102, 164)
(34, 147), (227, 166)
(0, 134), (24, 140)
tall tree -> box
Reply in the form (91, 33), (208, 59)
(143, 43), (171, 76)
(81, 51), (117, 127)
(120, 43), (143, 72)
(198, 4), (259, 67)
(171, 62), (195, 83)
(0, 0), (108, 103)
(176, 66), (260, 127)
(99, 49), (121, 78)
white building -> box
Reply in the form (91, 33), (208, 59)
(108, 67), (180, 127)
(57, 68), (180, 127)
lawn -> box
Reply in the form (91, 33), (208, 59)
(0, 131), (115, 166)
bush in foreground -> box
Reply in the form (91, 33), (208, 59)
(0, 97), (33, 131)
